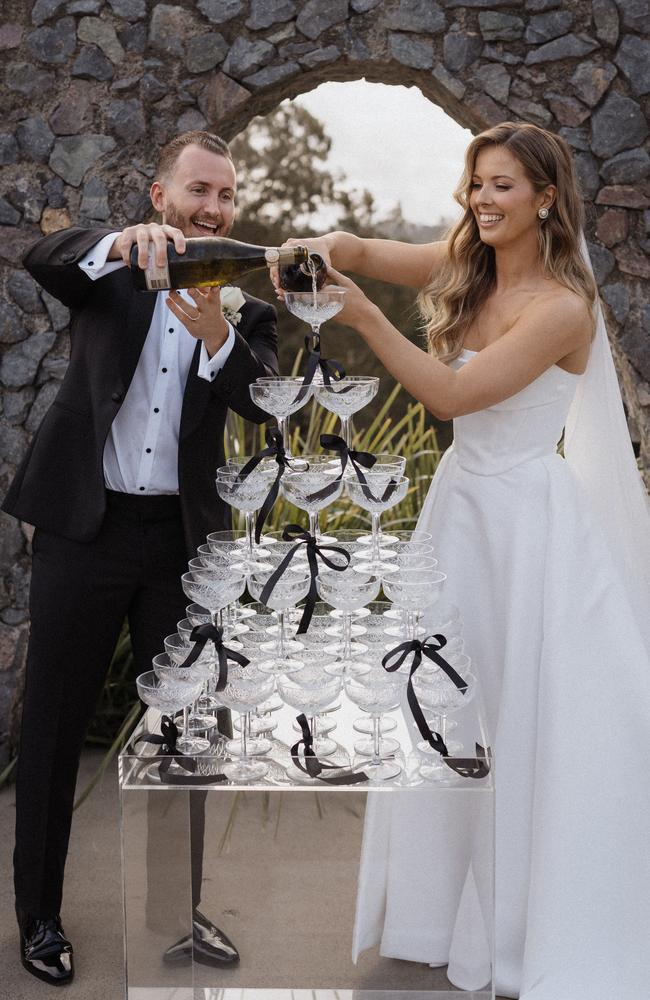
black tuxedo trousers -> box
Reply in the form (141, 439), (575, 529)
(13, 491), (195, 916)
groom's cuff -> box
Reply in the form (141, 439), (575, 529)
(198, 324), (236, 382)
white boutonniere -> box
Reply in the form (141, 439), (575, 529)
(220, 285), (246, 328)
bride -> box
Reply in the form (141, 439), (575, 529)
(283, 122), (650, 999)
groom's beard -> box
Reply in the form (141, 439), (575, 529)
(164, 201), (234, 240)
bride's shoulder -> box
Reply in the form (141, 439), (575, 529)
(527, 283), (592, 335)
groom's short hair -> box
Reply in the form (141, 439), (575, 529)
(156, 130), (233, 180)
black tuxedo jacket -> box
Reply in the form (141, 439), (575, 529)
(2, 227), (278, 554)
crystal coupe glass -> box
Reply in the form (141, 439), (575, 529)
(136, 669), (205, 757)
(247, 568), (311, 673)
(346, 473), (410, 572)
(282, 457), (344, 541)
(249, 376), (313, 455)
(284, 286), (346, 338)
(216, 466), (278, 571)
(345, 672), (406, 781)
(317, 568), (380, 667)
(277, 673), (343, 758)
(218, 665), (276, 783)
(383, 567), (447, 640)
(314, 376), (379, 447)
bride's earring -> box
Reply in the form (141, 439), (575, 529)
(538, 207), (549, 220)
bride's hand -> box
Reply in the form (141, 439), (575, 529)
(271, 236), (332, 299)
(325, 266), (375, 332)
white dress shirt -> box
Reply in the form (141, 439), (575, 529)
(79, 233), (235, 495)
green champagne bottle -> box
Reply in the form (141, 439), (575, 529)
(279, 252), (326, 292)
(130, 237), (311, 291)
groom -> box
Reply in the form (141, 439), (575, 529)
(3, 130), (278, 985)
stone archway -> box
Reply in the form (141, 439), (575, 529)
(1, 0), (649, 761)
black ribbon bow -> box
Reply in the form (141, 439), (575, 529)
(293, 333), (347, 404)
(258, 524), (350, 633)
(290, 714), (368, 784)
(305, 434), (377, 504)
(382, 635), (490, 780)
(234, 427), (296, 543)
(135, 715), (227, 784)
(180, 623), (250, 691)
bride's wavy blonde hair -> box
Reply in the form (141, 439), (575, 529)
(419, 122), (597, 361)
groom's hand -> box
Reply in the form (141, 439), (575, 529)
(166, 287), (230, 357)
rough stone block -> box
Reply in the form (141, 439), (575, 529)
(547, 93), (590, 127)
(49, 134), (116, 187)
(107, 0), (147, 19)
(223, 37), (276, 77)
(296, 0), (349, 41)
(198, 73), (251, 121)
(78, 15), (125, 62)
(525, 32), (599, 65)
(614, 0), (649, 33)
(0, 302), (28, 345)
(246, 0), (297, 30)
(524, 9), (573, 44)
(80, 176), (111, 220)
(615, 244), (650, 279)
(596, 186), (650, 209)
(601, 281), (630, 322)
(591, 92), (648, 157)
(0, 23), (23, 49)
(184, 32), (228, 73)
(0, 330), (57, 389)
(72, 44), (115, 80)
(242, 62), (300, 89)
(197, 0), (243, 23)
(593, 0), (619, 46)
(570, 60), (616, 107)
(574, 152), (600, 200)
(7, 272), (44, 315)
(444, 29), (482, 72)
(16, 117), (56, 164)
(31, 0), (67, 27)
(383, 0), (446, 34)
(0, 134), (19, 166)
(300, 45), (341, 68)
(40, 207), (72, 234)
(596, 208), (629, 246)
(389, 33), (434, 70)
(478, 11), (524, 41)
(105, 98), (146, 145)
(586, 240), (615, 283)
(0, 198), (21, 226)
(614, 34), (650, 97)
(474, 63), (511, 104)
(6, 61), (55, 96)
(26, 16), (76, 65)
(601, 149), (650, 185)
(3, 388), (36, 426)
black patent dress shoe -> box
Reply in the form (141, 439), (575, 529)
(19, 915), (74, 986)
(163, 909), (239, 967)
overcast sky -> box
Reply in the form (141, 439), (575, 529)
(291, 79), (473, 227)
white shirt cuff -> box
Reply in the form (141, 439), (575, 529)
(78, 232), (124, 279)
(198, 324), (236, 382)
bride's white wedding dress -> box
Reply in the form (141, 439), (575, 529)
(352, 348), (650, 999)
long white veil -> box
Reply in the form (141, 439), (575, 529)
(564, 239), (650, 653)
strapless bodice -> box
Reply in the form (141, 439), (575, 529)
(449, 349), (581, 475)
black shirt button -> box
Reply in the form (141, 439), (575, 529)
(161, 367), (167, 373)
(146, 448), (151, 454)
(139, 486), (145, 491)
(88, 261), (94, 266)
(153, 407), (159, 413)
(168, 328), (174, 333)
(111, 391), (123, 402)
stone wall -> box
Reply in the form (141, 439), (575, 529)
(1, 0), (649, 765)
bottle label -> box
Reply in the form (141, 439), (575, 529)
(144, 248), (171, 290)
(264, 248), (280, 265)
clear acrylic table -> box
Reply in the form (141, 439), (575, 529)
(119, 686), (495, 1000)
